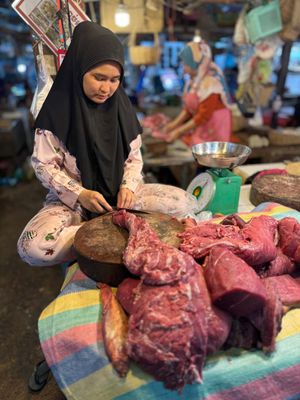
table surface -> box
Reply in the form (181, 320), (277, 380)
(143, 140), (194, 167)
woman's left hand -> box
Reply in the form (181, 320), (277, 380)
(117, 187), (136, 209)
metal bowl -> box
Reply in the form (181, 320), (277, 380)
(192, 141), (252, 169)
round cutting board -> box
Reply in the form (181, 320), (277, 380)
(74, 210), (184, 286)
(250, 174), (300, 211)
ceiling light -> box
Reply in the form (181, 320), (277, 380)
(193, 29), (202, 43)
(114, 1), (130, 28)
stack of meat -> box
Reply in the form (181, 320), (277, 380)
(99, 211), (300, 391)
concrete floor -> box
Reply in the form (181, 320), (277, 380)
(0, 179), (66, 399)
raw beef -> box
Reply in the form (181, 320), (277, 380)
(278, 217), (300, 264)
(248, 278), (283, 352)
(112, 210), (196, 285)
(263, 275), (300, 307)
(178, 222), (241, 259)
(116, 278), (140, 315)
(204, 247), (268, 317)
(257, 248), (296, 278)
(206, 306), (232, 355)
(237, 215), (278, 265)
(126, 270), (210, 390)
(112, 210), (219, 391)
(141, 113), (170, 140)
(179, 215), (278, 266)
(98, 283), (129, 377)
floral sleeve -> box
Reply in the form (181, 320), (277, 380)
(120, 134), (144, 193)
(31, 129), (84, 209)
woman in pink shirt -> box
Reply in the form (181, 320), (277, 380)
(18, 22), (198, 267)
(164, 41), (232, 147)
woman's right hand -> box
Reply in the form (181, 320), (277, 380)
(162, 121), (176, 134)
(78, 189), (113, 214)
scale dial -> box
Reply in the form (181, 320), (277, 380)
(186, 172), (215, 211)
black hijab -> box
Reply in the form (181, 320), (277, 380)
(35, 22), (142, 206)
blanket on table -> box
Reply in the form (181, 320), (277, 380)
(38, 202), (300, 400)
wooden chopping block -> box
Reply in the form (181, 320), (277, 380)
(250, 174), (300, 211)
(74, 210), (184, 286)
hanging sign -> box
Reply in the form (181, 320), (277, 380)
(12, 0), (90, 55)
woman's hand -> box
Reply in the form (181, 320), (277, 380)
(117, 187), (136, 209)
(165, 128), (182, 143)
(78, 189), (113, 214)
(162, 121), (176, 134)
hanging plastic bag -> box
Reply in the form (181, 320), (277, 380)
(30, 42), (54, 119)
(233, 7), (249, 46)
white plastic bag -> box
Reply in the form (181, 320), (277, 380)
(30, 42), (53, 119)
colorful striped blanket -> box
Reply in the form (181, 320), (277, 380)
(38, 203), (300, 400)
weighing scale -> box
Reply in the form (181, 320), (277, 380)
(187, 142), (252, 215)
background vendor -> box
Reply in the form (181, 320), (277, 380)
(163, 40), (232, 147)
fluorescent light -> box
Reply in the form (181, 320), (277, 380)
(115, 1), (130, 27)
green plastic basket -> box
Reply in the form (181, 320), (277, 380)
(245, 0), (282, 43)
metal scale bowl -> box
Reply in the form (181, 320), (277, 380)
(187, 142), (252, 215)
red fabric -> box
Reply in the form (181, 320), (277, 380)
(186, 93), (226, 126)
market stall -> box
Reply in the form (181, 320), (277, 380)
(2, 1), (300, 399)
(37, 202), (300, 400)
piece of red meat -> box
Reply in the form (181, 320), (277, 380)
(98, 283), (129, 377)
(257, 248), (296, 278)
(237, 215), (278, 265)
(204, 246), (268, 317)
(112, 210), (196, 285)
(179, 215), (278, 266)
(116, 278), (140, 315)
(112, 210), (214, 391)
(206, 306), (232, 355)
(126, 268), (210, 390)
(263, 275), (300, 308)
(278, 217), (300, 264)
(248, 278), (283, 352)
(178, 222), (241, 259)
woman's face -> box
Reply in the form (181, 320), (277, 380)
(83, 61), (122, 104)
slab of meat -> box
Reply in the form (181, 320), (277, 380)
(257, 248), (296, 278)
(206, 306), (232, 355)
(204, 247), (268, 317)
(97, 283), (129, 377)
(116, 278), (140, 315)
(126, 270), (210, 390)
(117, 277), (232, 356)
(237, 215), (278, 265)
(112, 210), (196, 285)
(263, 275), (300, 308)
(178, 222), (241, 259)
(112, 210), (216, 391)
(248, 278), (283, 352)
(179, 215), (278, 266)
(278, 217), (300, 264)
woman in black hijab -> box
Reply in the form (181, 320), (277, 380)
(17, 22), (199, 267)
(36, 21), (142, 212)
